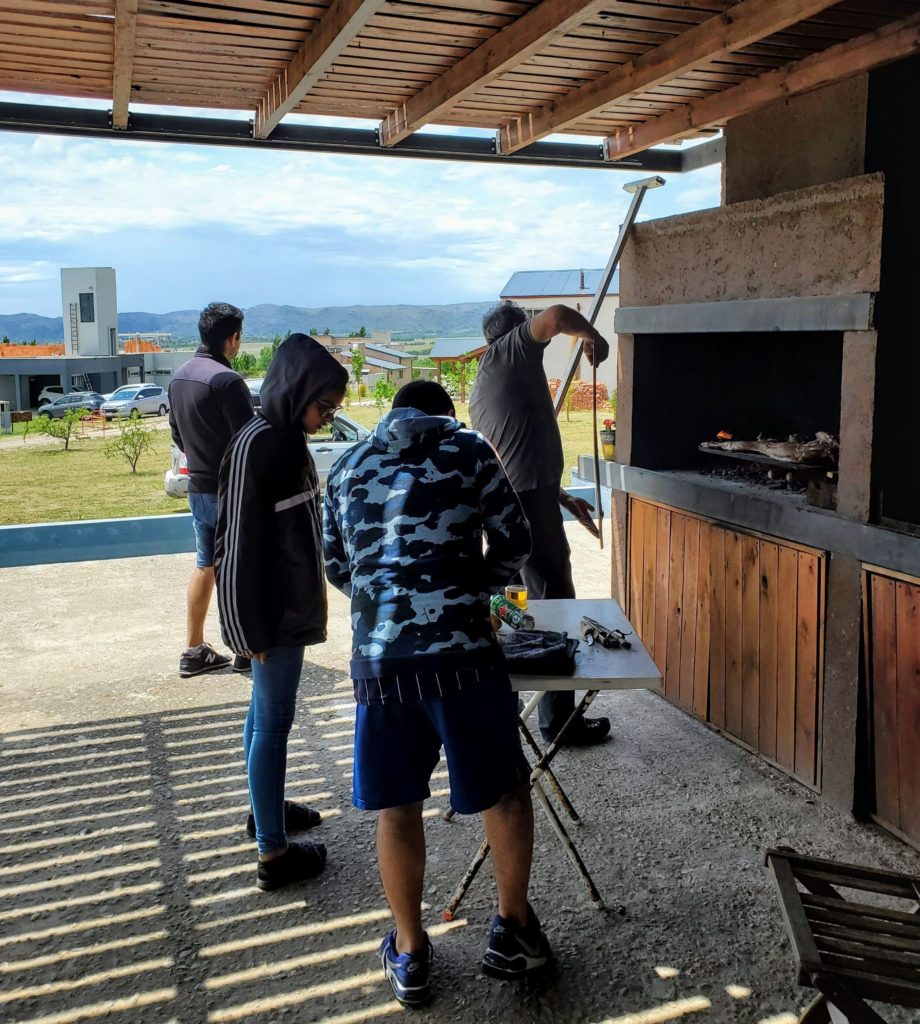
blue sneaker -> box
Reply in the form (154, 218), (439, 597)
(379, 930), (433, 1007)
(482, 905), (551, 979)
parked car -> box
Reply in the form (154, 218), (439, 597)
(37, 392), (105, 418)
(163, 412), (370, 498)
(37, 385), (64, 406)
(246, 378), (263, 409)
(101, 385), (170, 419)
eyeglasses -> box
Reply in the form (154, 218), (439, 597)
(316, 399), (343, 419)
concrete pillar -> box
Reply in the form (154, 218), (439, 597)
(820, 554), (863, 813)
(837, 331), (877, 522)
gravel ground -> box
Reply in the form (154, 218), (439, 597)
(0, 525), (917, 1024)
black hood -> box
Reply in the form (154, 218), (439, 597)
(259, 334), (349, 430)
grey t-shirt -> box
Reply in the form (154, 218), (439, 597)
(469, 320), (563, 494)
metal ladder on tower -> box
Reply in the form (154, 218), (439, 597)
(69, 303), (79, 354)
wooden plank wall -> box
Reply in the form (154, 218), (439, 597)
(628, 497), (825, 788)
(864, 568), (920, 848)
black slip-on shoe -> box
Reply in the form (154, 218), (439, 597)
(256, 841), (327, 892)
(232, 655), (252, 673)
(542, 716), (612, 747)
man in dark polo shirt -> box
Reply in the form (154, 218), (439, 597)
(470, 301), (611, 745)
(169, 302), (254, 678)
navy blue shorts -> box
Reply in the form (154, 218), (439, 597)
(352, 664), (529, 815)
(189, 491), (218, 569)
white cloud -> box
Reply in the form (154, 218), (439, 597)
(0, 260), (57, 285)
(0, 125), (722, 308)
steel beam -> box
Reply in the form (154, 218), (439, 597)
(0, 102), (684, 172)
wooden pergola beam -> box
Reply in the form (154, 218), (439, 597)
(605, 12), (920, 161)
(497, 0), (841, 156)
(254, 0), (387, 140)
(378, 0), (611, 148)
(112, 0), (139, 129)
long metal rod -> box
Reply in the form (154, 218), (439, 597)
(551, 183), (647, 418)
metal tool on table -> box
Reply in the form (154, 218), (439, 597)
(580, 616), (632, 649)
(552, 175), (666, 559)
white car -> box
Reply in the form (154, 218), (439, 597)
(164, 413), (370, 498)
(101, 385), (169, 419)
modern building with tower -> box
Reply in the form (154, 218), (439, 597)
(0, 268), (189, 410)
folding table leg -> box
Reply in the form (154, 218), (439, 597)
(518, 717), (581, 823)
(443, 837), (490, 922)
(532, 778), (604, 909)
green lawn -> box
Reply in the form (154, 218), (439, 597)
(0, 427), (187, 526)
(0, 405), (599, 527)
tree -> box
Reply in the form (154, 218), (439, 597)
(351, 349), (365, 389)
(257, 334), (283, 374)
(373, 377), (397, 412)
(232, 351), (257, 375)
(104, 417), (156, 473)
(1, 335), (9, 344)
(348, 326), (367, 338)
(309, 327), (318, 336)
(323, 326), (331, 335)
(27, 407), (86, 450)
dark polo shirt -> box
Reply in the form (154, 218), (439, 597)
(469, 320), (564, 494)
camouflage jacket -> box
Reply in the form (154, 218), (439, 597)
(323, 407), (531, 678)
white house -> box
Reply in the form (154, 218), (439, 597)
(499, 269), (618, 395)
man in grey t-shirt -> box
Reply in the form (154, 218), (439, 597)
(470, 302), (612, 745)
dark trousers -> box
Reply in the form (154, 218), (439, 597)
(515, 485), (577, 737)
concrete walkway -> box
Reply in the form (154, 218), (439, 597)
(0, 525), (917, 1024)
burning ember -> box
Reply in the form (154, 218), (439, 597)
(716, 430), (733, 440)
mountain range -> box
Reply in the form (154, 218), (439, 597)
(0, 301), (495, 343)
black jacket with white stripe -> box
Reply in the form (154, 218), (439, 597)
(213, 335), (348, 657)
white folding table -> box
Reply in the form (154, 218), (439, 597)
(443, 598), (662, 920)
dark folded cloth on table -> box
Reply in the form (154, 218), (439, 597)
(498, 630), (578, 676)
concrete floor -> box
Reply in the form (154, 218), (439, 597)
(1, 524), (917, 1024)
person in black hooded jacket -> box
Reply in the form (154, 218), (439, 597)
(215, 333), (348, 891)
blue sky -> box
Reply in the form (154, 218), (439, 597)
(0, 94), (722, 317)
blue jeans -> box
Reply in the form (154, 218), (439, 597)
(243, 645), (305, 855)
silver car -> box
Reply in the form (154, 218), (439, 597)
(37, 391), (105, 417)
(163, 413), (370, 498)
(101, 385), (170, 419)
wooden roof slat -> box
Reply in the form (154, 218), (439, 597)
(497, 0), (844, 154)
(112, 0), (139, 129)
(606, 10), (920, 159)
(254, 0), (389, 138)
(377, 0), (613, 146)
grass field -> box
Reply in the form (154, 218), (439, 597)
(0, 404), (600, 526)
(0, 425), (186, 526)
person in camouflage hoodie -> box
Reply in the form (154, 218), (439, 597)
(323, 380), (551, 1006)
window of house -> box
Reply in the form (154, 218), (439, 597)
(79, 293), (95, 323)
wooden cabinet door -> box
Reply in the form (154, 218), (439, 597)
(864, 569), (920, 846)
(628, 498), (825, 787)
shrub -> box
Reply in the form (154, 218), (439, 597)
(104, 417), (156, 473)
(358, 383), (368, 399)
(27, 407), (86, 450)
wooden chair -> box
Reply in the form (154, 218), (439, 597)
(766, 848), (920, 1023)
